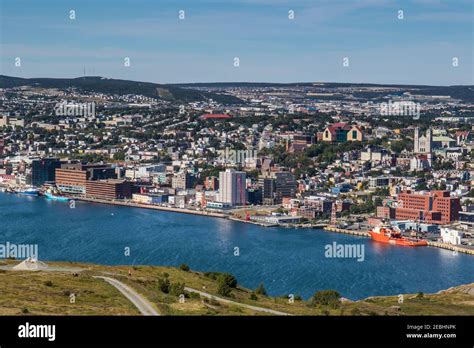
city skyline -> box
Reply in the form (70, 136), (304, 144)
(1, 0), (473, 85)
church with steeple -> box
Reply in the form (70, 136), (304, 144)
(414, 127), (432, 154)
(411, 127), (432, 171)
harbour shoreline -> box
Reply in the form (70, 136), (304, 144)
(2, 190), (474, 256)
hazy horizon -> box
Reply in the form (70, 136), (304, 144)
(3, 74), (474, 88)
(1, 0), (473, 85)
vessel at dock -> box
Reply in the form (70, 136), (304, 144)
(44, 189), (71, 202)
(369, 225), (427, 247)
(16, 187), (40, 196)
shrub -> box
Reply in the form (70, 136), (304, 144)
(188, 292), (200, 299)
(179, 264), (190, 272)
(311, 290), (341, 307)
(217, 279), (233, 297)
(204, 272), (237, 288)
(350, 308), (361, 316)
(218, 273), (237, 288)
(158, 278), (170, 293)
(169, 282), (185, 297)
(416, 292), (424, 299)
(44, 280), (53, 287)
(204, 297), (220, 306)
(249, 293), (258, 301)
(22, 308), (29, 314)
(255, 283), (267, 296)
(162, 272), (169, 278)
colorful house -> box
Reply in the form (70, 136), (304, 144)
(322, 123), (363, 143)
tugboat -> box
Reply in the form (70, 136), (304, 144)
(44, 188), (71, 202)
(369, 224), (428, 247)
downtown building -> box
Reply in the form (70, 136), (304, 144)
(28, 158), (61, 187)
(55, 163), (119, 195)
(258, 171), (296, 205)
(216, 169), (246, 207)
(377, 190), (461, 225)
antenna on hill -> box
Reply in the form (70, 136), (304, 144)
(83, 67), (86, 79)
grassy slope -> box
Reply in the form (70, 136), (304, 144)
(0, 260), (472, 316)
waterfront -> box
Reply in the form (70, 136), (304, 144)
(1, 193), (473, 300)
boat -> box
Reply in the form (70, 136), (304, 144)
(16, 187), (40, 196)
(369, 224), (428, 247)
(44, 191), (71, 202)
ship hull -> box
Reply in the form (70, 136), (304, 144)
(45, 193), (70, 202)
(369, 231), (427, 247)
(17, 189), (40, 196)
(17, 192), (39, 196)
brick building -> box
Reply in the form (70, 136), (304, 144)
(377, 190), (461, 225)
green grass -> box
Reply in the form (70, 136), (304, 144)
(0, 260), (472, 316)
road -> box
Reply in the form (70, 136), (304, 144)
(184, 287), (291, 316)
(93, 276), (159, 316)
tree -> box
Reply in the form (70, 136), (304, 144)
(204, 272), (237, 288)
(255, 282), (267, 296)
(249, 293), (258, 301)
(158, 278), (170, 293)
(179, 263), (190, 272)
(219, 273), (237, 288)
(311, 290), (341, 307)
(217, 279), (233, 297)
(113, 151), (126, 161)
(169, 282), (185, 297)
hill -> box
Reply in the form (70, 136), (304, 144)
(0, 75), (243, 104)
(0, 260), (472, 316)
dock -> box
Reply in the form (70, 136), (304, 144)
(427, 241), (474, 255)
(323, 226), (370, 237)
(228, 216), (278, 227)
(76, 197), (228, 219)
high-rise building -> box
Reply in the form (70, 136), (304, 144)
(29, 158), (61, 187)
(259, 177), (275, 205)
(258, 171), (296, 205)
(0, 138), (4, 155)
(217, 169), (246, 206)
(274, 171), (296, 202)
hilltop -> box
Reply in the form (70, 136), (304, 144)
(0, 260), (472, 316)
(0, 75), (242, 104)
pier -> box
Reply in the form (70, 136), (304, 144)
(427, 241), (474, 255)
(76, 197), (228, 219)
(323, 226), (370, 237)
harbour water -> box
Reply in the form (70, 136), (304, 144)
(1, 193), (473, 300)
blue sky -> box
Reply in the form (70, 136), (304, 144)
(0, 0), (472, 85)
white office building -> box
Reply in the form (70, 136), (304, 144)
(217, 169), (246, 206)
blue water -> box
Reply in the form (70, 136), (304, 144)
(1, 193), (473, 300)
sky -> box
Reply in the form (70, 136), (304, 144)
(0, 0), (473, 85)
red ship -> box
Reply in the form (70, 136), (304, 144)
(369, 225), (428, 247)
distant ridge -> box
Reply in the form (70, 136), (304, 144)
(0, 75), (242, 104)
(171, 82), (474, 102)
(1, 75), (472, 103)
